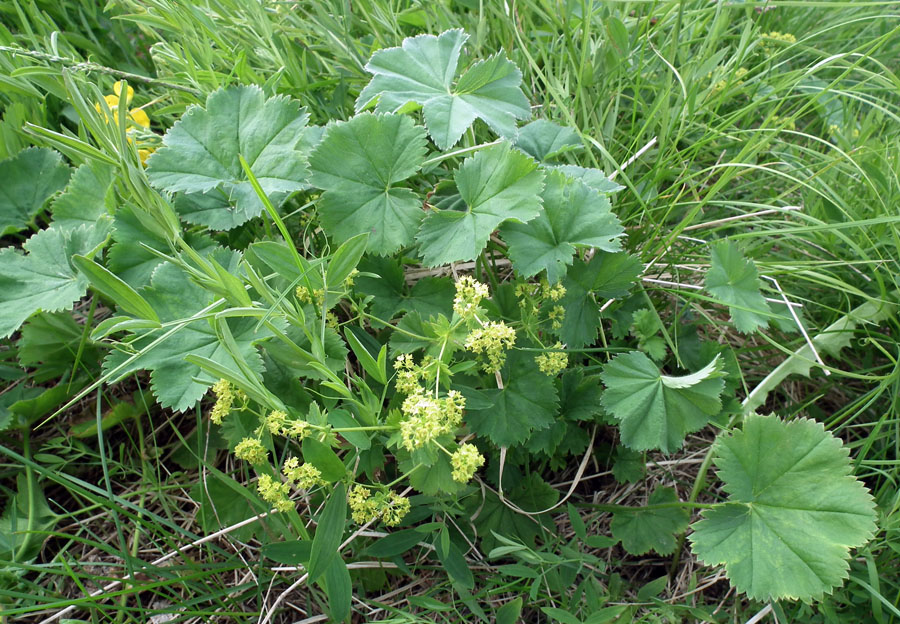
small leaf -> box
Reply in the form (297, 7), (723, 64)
(611, 487), (689, 555)
(51, 161), (114, 231)
(262, 540), (311, 565)
(436, 540), (474, 589)
(417, 142), (544, 266)
(307, 482), (347, 584)
(600, 352), (724, 452)
(496, 598), (524, 624)
(146, 86), (309, 229)
(310, 114), (427, 254)
(501, 169), (623, 283)
(362, 528), (423, 558)
(515, 119), (582, 161)
(705, 241), (771, 333)
(541, 607), (583, 624)
(0, 147), (71, 235)
(555, 165), (624, 193)
(357, 29), (530, 149)
(690, 414), (877, 602)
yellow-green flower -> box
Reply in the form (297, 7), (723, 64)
(453, 275), (490, 318)
(465, 321), (517, 373)
(234, 438), (268, 464)
(451, 443), (485, 483)
(257, 474), (293, 512)
(536, 343), (568, 377)
(209, 379), (234, 425)
(282, 457), (325, 489)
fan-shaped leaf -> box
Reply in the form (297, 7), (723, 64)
(356, 29), (530, 149)
(309, 113), (427, 254)
(690, 414), (877, 602)
(501, 169), (623, 283)
(146, 86), (309, 229)
(705, 241), (771, 333)
(416, 142), (543, 266)
(0, 147), (71, 235)
(601, 352), (724, 452)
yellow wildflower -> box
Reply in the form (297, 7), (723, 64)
(451, 443), (485, 483)
(257, 474), (293, 512)
(465, 321), (517, 373)
(234, 438), (268, 465)
(536, 343), (569, 377)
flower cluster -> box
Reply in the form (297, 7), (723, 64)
(264, 410), (310, 439)
(234, 438), (268, 464)
(541, 279), (566, 301)
(536, 343), (569, 377)
(348, 486), (410, 526)
(257, 474), (294, 512)
(399, 389), (465, 451)
(95, 82), (155, 164)
(548, 305), (565, 330)
(295, 285), (325, 306)
(450, 443), (485, 483)
(282, 457), (325, 489)
(453, 275), (489, 318)
(465, 321), (517, 373)
(761, 31), (796, 55)
(394, 354), (438, 395)
(209, 379), (234, 425)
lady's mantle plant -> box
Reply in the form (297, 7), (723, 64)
(0, 28), (876, 610)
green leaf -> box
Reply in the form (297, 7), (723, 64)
(611, 448), (644, 484)
(108, 206), (218, 289)
(496, 598), (524, 624)
(362, 528), (424, 558)
(501, 169), (623, 283)
(558, 251), (642, 348)
(51, 161), (114, 231)
(309, 113), (427, 254)
(0, 147), (71, 235)
(0, 224), (107, 338)
(357, 29), (530, 149)
(464, 350), (559, 447)
(301, 437), (346, 483)
(417, 142), (543, 266)
(555, 165), (624, 194)
(0, 475), (58, 561)
(103, 263), (273, 410)
(541, 607), (583, 624)
(72, 255), (159, 321)
(690, 414), (877, 602)
(515, 120), (582, 161)
(321, 555), (352, 622)
(326, 233), (369, 287)
(611, 487), (689, 555)
(307, 482), (347, 584)
(146, 86), (309, 229)
(600, 352), (724, 452)
(705, 241), (771, 333)
(356, 257), (454, 322)
(436, 540), (474, 589)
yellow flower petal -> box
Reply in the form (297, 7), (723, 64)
(113, 82), (134, 104)
(129, 108), (150, 128)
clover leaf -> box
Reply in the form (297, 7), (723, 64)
(356, 29), (531, 149)
(416, 142), (543, 266)
(0, 148), (71, 236)
(690, 414), (877, 602)
(146, 86), (309, 229)
(501, 169), (623, 283)
(705, 241), (771, 333)
(600, 351), (724, 452)
(308, 113), (427, 255)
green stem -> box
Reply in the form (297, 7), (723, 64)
(578, 500), (718, 513)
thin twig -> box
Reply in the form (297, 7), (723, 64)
(763, 275), (828, 375)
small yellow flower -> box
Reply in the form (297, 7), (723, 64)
(381, 492), (411, 526)
(95, 82), (150, 129)
(349, 485), (379, 524)
(283, 458), (325, 489)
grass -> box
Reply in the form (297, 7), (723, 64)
(1, 0), (899, 622)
